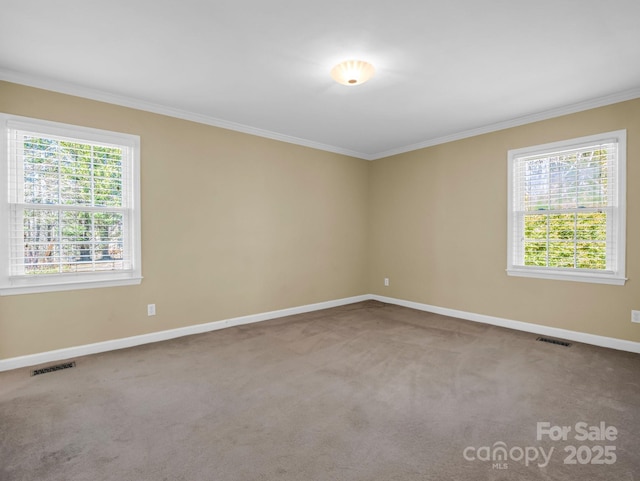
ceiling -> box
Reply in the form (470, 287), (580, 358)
(2, 0), (640, 160)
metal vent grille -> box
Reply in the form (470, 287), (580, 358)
(536, 337), (571, 347)
(31, 361), (76, 377)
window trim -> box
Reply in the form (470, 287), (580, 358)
(0, 113), (142, 296)
(506, 130), (626, 286)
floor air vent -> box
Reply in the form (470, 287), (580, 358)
(536, 337), (571, 347)
(31, 361), (76, 377)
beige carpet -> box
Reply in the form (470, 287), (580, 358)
(1, 301), (639, 480)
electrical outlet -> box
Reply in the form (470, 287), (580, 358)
(632, 310), (640, 323)
(384, 277), (389, 287)
(147, 304), (156, 316)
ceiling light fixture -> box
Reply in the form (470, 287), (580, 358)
(330, 59), (375, 86)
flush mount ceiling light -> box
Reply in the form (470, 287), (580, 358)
(330, 59), (375, 86)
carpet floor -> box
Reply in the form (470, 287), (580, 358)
(1, 300), (639, 480)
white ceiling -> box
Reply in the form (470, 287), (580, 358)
(2, 0), (640, 160)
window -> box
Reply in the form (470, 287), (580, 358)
(0, 114), (141, 295)
(507, 130), (626, 285)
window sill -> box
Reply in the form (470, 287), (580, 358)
(506, 268), (626, 286)
(0, 276), (143, 296)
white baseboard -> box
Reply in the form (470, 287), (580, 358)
(371, 294), (640, 354)
(2, 293), (638, 372)
(0, 294), (370, 372)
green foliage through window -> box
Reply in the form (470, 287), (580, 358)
(523, 213), (607, 269)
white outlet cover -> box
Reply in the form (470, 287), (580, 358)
(632, 310), (640, 323)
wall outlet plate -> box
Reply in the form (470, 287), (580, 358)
(147, 304), (156, 316)
(632, 310), (640, 323)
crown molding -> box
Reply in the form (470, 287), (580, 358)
(371, 87), (640, 160)
(2, 68), (639, 162)
(0, 68), (371, 160)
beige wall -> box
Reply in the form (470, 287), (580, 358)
(1, 82), (639, 360)
(0, 82), (370, 359)
(369, 98), (640, 342)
